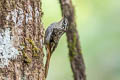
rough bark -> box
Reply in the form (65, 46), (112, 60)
(0, 0), (45, 80)
(59, 0), (86, 80)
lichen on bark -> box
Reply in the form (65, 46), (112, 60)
(0, 0), (45, 80)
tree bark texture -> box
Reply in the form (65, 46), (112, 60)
(59, 0), (86, 80)
(0, 0), (45, 80)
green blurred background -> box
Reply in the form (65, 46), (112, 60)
(42, 0), (120, 80)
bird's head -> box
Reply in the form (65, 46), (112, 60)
(58, 17), (68, 31)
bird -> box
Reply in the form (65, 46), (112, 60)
(44, 17), (68, 78)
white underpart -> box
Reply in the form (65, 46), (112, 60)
(0, 28), (19, 68)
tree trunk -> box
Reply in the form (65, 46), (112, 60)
(0, 0), (45, 80)
(59, 0), (86, 80)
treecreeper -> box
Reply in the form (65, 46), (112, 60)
(44, 17), (68, 78)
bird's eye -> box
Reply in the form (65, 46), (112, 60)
(62, 18), (68, 29)
(63, 19), (67, 26)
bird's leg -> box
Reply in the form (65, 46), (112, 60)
(45, 45), (51, 78)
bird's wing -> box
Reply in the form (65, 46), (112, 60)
(44, 23), (56, 44)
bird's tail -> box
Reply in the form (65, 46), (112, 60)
(45, 45), (51, 78)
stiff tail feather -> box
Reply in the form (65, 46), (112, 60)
(45, 45), (51, 78)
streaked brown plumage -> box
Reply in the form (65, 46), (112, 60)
(44, 17), (68, 78)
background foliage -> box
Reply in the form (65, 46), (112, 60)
(42, 0), (120, 80)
